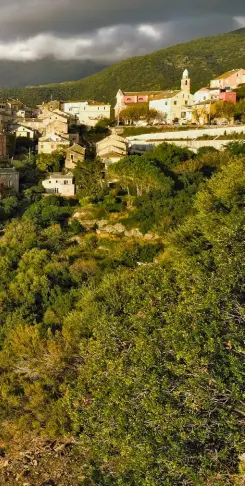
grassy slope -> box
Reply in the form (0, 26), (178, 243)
(1, 28), (245, 107)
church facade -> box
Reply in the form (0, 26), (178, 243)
(115, 70), (194, 124)
(149, 70), (193, 124)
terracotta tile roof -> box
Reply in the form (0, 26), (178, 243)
(151, 90), (181, 100)
(48, 172), (73, 180)
(66, 144), (85, 155)
(214, 69), (243, 80)
(0, 167), (18, 174)
(62, 100), (110, 106)
(102, 152), (124, 158)
(39, 133), (70, 142)
(123, 91), (163, 96)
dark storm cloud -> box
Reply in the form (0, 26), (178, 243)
(0, 0), (244, 60)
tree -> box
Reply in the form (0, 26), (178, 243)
(0, 178), (9, 200)
(234, 98), (245, 122)
(120, 103), (159, 125)
(73, 158), (105, 199)
(214, 101), (235, 122)
(36, 148), (66, 172)
(108, 155), (173, 202)
(225, 141), (245, 157)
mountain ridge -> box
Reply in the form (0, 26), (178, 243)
(1, 28), (245, 107)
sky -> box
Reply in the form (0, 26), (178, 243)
(0, 0), (245, 62)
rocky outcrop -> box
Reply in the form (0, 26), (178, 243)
(73, 213), (159, 239)
(96, 220), (158, 240)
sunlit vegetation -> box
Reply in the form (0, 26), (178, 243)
(0, 139), (244, 485)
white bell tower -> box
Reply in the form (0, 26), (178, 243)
(181, 69), (191, 93)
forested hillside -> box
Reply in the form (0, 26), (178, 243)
(0, 140), (244, 484)
(1, 29), (245, 106)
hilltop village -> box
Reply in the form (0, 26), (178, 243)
(0, 68), (245, 196)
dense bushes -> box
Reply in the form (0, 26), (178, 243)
(0, 142), (244, 485)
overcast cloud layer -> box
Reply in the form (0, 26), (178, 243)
(0, 0), (245, 61)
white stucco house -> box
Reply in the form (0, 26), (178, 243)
(193, 87), (220, 104)
(60, 100), (111, 127)
(42, 172), (75, 197)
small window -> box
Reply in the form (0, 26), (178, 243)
(71, 154), (74, 161)
(174, 101), (177, 105)
(165, 102), (168, 106)
(64, 180), (68, 185)
(185, 101), (188, 105)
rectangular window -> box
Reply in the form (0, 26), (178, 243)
(165, 102), (168, 106)
(71, 154), (74, 161)
(174, 101), (177, 105)
(64, 180), (68, 185)
(185, 101), (188, 105)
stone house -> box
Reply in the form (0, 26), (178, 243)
(61, 100), (111, 127)
(37, 100), (62, 115)
(96, 133), (128, 167)
(42, 111), (71, 135)
(38, 134), (70, 154)
(65, 144), (86, 169)
(10, 124), (37, 139)
(17, 118), (46, 134)
(0, 167), (19, 192)
(42, 172), (75, 196)
(191, 99), (217, 125)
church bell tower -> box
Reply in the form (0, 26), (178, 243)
(181, 69), (191, 93)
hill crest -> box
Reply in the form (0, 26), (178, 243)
(0, 28), (245, 107)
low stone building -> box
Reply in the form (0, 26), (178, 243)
(96, 133), (128, 167)
(0, 167), (19, 193)
(38, 134), (70, 154)
(10, 124), (37, 139)
(42, 172), (75, 196)
(65, 144), (86, 169)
